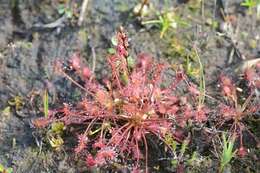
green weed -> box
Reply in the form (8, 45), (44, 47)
(43, 89), (49, 118)
(0, 163), (13, 173)
(194, 47), (205, 107)
(219, 133), (236, 172)
(241, 0), (260, 15)
(142, 11), (188, 38)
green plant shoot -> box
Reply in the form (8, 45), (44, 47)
(194, 47), (205, 107)
(43, 89), (49, 118)
(220, 133), (236, 172)
(0, 163), (13, 173)
(241, 0), (260, 15)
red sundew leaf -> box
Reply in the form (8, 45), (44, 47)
(194, 107), (208, 123)
(93, 140), (105, 149)
(84, 80), (99, 93)
(158, 104), (167, 114)
(62, 115), (90, 126)
(86, 154), (96, 167)
(99, 149), (116, 159)
(163, 95), (178, 105)
(152, 63), (167, 84)
(81, 102), (101, 116)
(130, 71), (145, 86)
(219, 104), (237, 119)
(95, 148), (116, 166)
(151, 87), (162, 100)
(219, 75), (237, 101)
(95, 90), (113, 109)
(222, 86), (232, 96)
(176, 118), (187, 128)
(78, 99), (89, 110)
(173, 129), (185, 141)
(176, 164), (185, 173)
(32, 118), (50, 128)
(53, 60), (63, 74)
(148, 121), (171, 136)
(107, 55), (124, 88)
(70, 53), (81, 70)
(60, 103), (71, 116)
(95, 154), (106, 166)
(122, 103), (138, 115)
(171, 70), (185, 89)
(255, 80), (260, 89)
(116, 27), (128, 57)
(188, 84), (200, 96)
(175, 70), (185, 82)
(110, 132), (123, 146)
(82, 67), (92, 79)
(167, 105), (179, 115)
(136, 53), (153, 73)
(132, 146), (142, 160)
(133, 129), (142, 141)
(256, 63), (260, 70)
(219, 75), (233, 86)
(143, 86), (151, 97)
(159, 121), (172, 136)
(238, 146), (247, 157)
(132, 166), (141, 173)
(247, 104), (260, 113)
(183, 105), (193, 120)
(102, 78), (112, 91)
(123, 79), (144, 100)
(147, 121), (160, 130)
(75, 134), (88, 154)
(244, 68), (256, 83)
(117, 44), (128, 57)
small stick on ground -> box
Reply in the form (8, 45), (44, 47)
(137, 0), (149, 16)
(78, 0), (89, 26)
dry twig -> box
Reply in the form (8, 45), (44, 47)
(78, 0), (89, 26)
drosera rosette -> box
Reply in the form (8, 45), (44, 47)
(33, 27), (209, 172)
(216, 68), (260, 157)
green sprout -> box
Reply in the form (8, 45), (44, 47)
(194, 47), (205, 107)
(0, 163), (13, 173)
(220, 133), (236, 172)
(142, 11), (189, 38)
(241, 0), (260, 15)
(43, 89), (49, 118)
(57, 4), (73, 18)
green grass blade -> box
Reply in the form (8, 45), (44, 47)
(43, 89), (49, 118)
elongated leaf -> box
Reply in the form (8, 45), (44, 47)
(43, 90), (49, 118)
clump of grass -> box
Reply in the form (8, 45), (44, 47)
(241, 0), (260, 15)
(219, 133), (236, 173)
(193, 47), (205, 107)
(142, 9), (189, 38)
(43, 89), (49, 118)
(0, 163), (13, 173)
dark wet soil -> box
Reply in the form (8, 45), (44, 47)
(0, 0), (259, 172)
